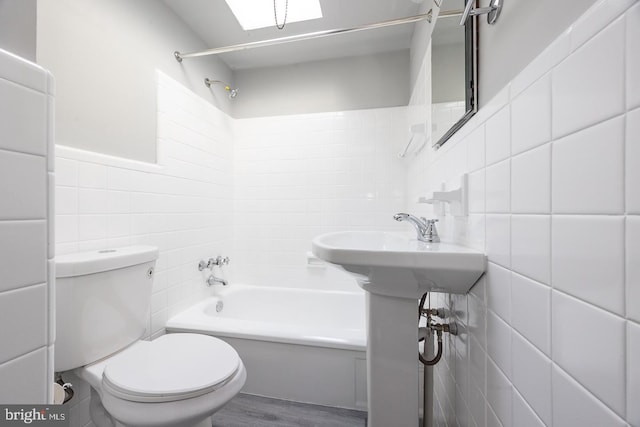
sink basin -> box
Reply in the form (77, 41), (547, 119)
(312, 231), (486, 298)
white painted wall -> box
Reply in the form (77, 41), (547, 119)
(36, 0), (234, 163)
(0, 0), (36, 61)
(0, 48), (54, 404)
(476, 0), (598, 105)
(232, 50), (410, 118)
(406, 1), (640, 426)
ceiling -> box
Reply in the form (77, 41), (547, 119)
(164, 0), (425, 70)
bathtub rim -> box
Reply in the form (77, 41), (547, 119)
(165, 284), (367, 352)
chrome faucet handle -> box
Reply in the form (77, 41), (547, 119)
(198, 259), (208, 271)
(423, 219), (440, 243)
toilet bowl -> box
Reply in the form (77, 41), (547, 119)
(76, 333), (246, 427)
(54, 246), (246, 427)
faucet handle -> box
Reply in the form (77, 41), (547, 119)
(425, 218), (439, 224)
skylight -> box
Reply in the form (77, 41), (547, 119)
(224, 0), (323, 31)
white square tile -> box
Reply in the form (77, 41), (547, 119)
(485, 106), (510, 166)
(552, 17), (625, 138)
(511, 74), (551, 155)
(552, 291), (625, 416)
(107, 215), (131, 239)
(55, 215), (78, 244)
(629, 321), (640, 427)
(78, 215), (107, 241)
(552, 215), (624, 314)
(511, 215), (550, 285)
(487, 310), (511, 379)
(468, 383), (486, 427)
(511, 272), (550, 355)
(78, 188), (107, 215)
(0, 221), (47, 293)
(627, 108), (640, 213)
(487, 358), (512, 427)
(0, 79), (47, 156)
(55, 186), (78, 215)
(511, 331), (551, 425)
(468, 169), (485, 214)
(552, 365), (626, 427)
(107, 191), (131, 214)
(0, 347), (47, 404)
(628, 216), (640, 323)
(486, 214), (510, 269)
(486, 262), (511, 323)
(552, 116), (624, 214)
(55, 157), (78, 187)
(628, 3), (640, 110)
(512, 390), (545, 427)
(511, 143), (550, 214)
(466, 125), (485, 172)
(0, 150), (47, 220)
(0, 284), (47, 364)
(468, 334), (486, 390)
(468, 290), (486, 346)
(485, 160), (510, 213)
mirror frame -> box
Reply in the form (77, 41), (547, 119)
(432, 9), (478, 149)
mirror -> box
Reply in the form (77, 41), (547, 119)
(431, 0), (478, 149)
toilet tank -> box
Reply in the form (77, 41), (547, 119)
(54, 246), (159, 372)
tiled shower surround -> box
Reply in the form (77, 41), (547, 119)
(55, 74), (407, 329)
(406, 1), (640, 426)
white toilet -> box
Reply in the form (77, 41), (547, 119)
(55, 246), (246, 427)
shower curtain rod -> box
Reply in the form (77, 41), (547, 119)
(174, 10), (462, 62)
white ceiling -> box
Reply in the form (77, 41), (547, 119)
(164, 0), (425, 70)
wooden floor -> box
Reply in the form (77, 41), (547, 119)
(212, 394), (367, 427)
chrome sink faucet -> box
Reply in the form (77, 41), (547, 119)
(393, 213), (440, 243)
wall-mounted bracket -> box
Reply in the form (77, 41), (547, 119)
(459, 0), (503, 26)
(418, 173), (468, 217)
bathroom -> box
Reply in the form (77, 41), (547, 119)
(0, 0), (638, 426)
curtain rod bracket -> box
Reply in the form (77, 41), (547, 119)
(174, 51), (183, 63)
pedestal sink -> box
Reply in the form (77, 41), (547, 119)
(311, 231), (486, 427)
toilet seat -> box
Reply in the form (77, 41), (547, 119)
(101, 333), (240, 403)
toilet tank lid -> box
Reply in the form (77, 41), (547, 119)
(56, 246), (159, 278)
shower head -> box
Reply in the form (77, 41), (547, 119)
(204, 78), (238, 100)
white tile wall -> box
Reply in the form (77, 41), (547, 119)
(0, 48), (54, 404)
(55, 71), (234, 335)
(232, 107), (407, 291)
(407, 1), (640, 425)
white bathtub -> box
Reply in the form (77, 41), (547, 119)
(165, 285), (368, 410)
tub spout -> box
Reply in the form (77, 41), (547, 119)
(207, 275), (227, 286)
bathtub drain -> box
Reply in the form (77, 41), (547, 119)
(216, 301), (224, 313)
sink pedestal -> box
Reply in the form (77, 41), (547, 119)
(366, 291), (419, 427)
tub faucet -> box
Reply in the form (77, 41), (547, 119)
(393, 213), (440, 243)
(207, 274), (228, 287)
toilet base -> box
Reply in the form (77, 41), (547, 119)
(89, 389), (213, 427)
